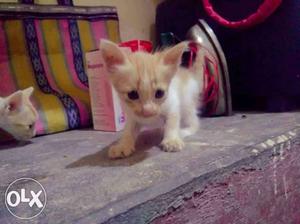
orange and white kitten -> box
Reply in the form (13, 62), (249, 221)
(100, 40), (203, 159)
(0, 87), (38, 141)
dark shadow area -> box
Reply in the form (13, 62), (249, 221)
(233, 95), (300, 113)
(66, 128), (164, 168)
(0, 140), (32, 151)
(0, 127), (48, 150)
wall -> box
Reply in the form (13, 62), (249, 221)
(0, 0), (164, 42)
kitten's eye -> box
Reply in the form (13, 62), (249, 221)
(127, 90), (139, 100)
(155, 89), (165, 99)
(28, 124), (33, 129)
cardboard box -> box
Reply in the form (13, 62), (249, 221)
(86, 50), (125, 132)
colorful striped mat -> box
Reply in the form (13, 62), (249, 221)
(0, 2), (120, 135)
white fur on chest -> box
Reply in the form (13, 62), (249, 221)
(162, 71), (201, 115)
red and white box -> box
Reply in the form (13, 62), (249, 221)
(86, 50), (126, 132)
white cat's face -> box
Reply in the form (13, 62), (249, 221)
(0, 87), (38, 141)
(100, 40), (186, 119)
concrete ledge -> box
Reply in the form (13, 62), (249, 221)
(152, 136), (300, 224)
(0, 113), (300, 223)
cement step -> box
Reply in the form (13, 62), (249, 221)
(0, 112), (299, 223)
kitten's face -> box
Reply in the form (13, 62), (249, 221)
(0, 87), (38, 141)
(110, 52), (170, 118)
(100, 40), (186, 119)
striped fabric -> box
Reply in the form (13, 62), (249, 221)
(0, 2), (120, 135)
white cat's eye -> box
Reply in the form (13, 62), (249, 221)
(127, 90), (139, 100)
(155, 89), (165, 99)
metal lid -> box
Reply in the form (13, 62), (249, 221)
(186, 19), (232, 115)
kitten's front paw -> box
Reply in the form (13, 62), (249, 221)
(161, 137), (185, 152)
(108, 143), (135, 159)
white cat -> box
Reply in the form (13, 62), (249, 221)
(0, 87), (38, 141)
(100, 40), (204, 159)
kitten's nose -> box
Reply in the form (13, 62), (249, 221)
(142, 104), (156, 117)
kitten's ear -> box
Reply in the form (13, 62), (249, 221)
(162, 42), (187, 66)
(6, 91), (23, 113)
(22, 86), (34, 99)
(99, 39), (126, 72)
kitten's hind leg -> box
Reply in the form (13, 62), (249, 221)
(180, 99), (200, 138)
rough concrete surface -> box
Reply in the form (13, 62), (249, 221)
(0, 113), (300, 223)
(153, 137), (300, 224)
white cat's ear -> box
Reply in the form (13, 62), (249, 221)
(99, 39), (126, 72)
(6, 91), (23, 113)
(22, 86), (34, 98)
(162, 42), (187, 66)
